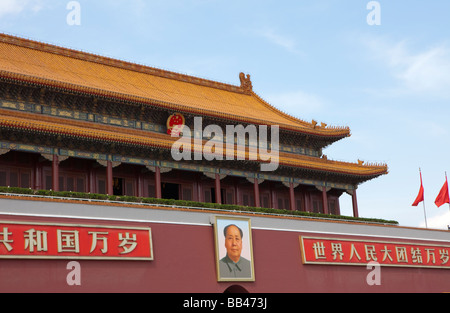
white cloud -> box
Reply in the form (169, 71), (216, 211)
(395, 45), (450, 94)
(260, 29), (296, 52)
(0, 0), (43, 17)
(0, 0), (26, 16)
(255, 28), (304, 56)
(363, 36), (450, 97)
(420, 210), (450, 230)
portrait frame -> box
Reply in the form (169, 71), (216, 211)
(213, 216), (255, 282)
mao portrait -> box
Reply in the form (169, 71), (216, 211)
(213, 216), (255, 282)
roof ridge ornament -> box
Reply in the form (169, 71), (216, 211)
(239, 72), (253, 93)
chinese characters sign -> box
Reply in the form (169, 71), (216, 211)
(0, 221), (153, 260)
(300, 236), (450, 269)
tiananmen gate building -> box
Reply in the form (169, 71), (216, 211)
(0, 33), (449, 294)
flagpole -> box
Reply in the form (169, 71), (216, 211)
(422, 197), (428, 228)
(420, 168), (428, 228)
(446, 172), (450, 213)
(443, 171), (450, 230)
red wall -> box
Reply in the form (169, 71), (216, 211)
(0, 214), (449, 293)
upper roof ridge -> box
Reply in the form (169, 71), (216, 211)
(0, 33), (351, 138)
(0, 33), (246, 95)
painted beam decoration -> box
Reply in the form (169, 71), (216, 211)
(0, 221), (153, 260)
(300, 236), (450, 269)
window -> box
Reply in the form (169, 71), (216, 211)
(328, 199), (338, 215)
(226, 191), (233, 205)
(77, 178), (85, 192)
(98, 178), (106, 194)
(296, 199), (303, 211)
(243, 194), (249, 206)
(59, 174), (86, 192)
(277, 197), (290, 210)
(45, 174), (52, 190)
(0, 171), (6, 186)
(204, 189), (211, 203)
(0, 167), (31, 188)
(182, 187), (193, 201)
(147, 184), (155, 198)
(125, 180), (134, 196)
(277, 198), (283, 210)
(242, 192), (254, 207)
(260, 194), (270, 208)
(312, 199), (323, 213)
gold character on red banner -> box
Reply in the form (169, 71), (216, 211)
(0, 221), (153, 261)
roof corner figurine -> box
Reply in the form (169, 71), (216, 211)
(239, 72), (253, 93)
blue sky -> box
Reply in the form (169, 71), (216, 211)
(1, 0), (450, 229)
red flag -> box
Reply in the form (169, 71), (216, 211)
(412, 171), (424, 206)
(435, 176), (449, 208)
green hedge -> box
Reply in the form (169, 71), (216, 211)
(0, 186), (399, 225)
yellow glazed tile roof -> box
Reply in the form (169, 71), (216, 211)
(0, 109), (387, 178)
(0, 33), (349, 138)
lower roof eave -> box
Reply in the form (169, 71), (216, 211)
(0, 73), (351, 141)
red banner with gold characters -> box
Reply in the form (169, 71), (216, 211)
(0, 221), (153, 260)
(300, 236), (450, 269)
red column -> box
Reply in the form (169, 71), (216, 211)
(289, 182), (295, 211)
(34, 160), (42, 190)
(106, 160), (113, 196)
(305, 193), (311, 212)
(215, 173), (221, 204)
(88, 167), (95, 193)
(155, 166), (162, 199)
(193, 180), (199, 202)
(52, 154), (59, 192)
(253, 178), (260, 208)
(270, 183), (277, 209)
(196, 177), (202, 202)
(352, 189), (359, 218)
(136, 170), (143, 197)
(234, 178), (241, 205)
(322, 187), (329, 214)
